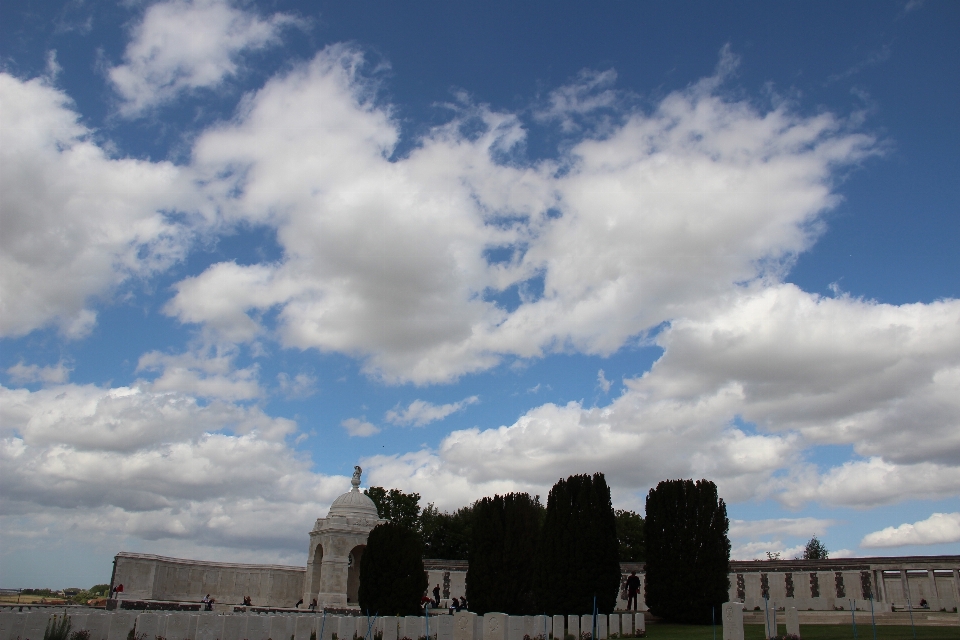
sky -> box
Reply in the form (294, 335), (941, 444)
(1, 0), (959, 588)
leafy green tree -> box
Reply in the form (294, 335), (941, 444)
(467, 493), (542, 614)
(358, 522), (428, 616)
(534, 473), (621, 614)
(615, 509), (646, 562)
(644, 479), (730, 624)
(364, 487), (422, 532)
(802, 535), (829, 560)
(422, 503), (474, 560)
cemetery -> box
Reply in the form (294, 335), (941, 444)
(4, 474), (956, 640)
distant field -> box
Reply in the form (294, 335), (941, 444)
(644, 623), (960, 639)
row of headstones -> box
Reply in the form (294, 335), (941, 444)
(720, 602), (801, 640)
(0, 610), (650, 640)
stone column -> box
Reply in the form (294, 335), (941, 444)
(927, 570), (940, 610)
(721, 602), (743, 640)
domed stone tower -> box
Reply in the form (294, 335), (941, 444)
(304, 466), (385, 608)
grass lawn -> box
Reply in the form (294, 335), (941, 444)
(641, 623), (960, 639)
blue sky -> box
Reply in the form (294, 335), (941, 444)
(2, 0), (959, 588)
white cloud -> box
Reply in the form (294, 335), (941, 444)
(0, 73), (196, 339)
(6, 360), (72, 385)
(534, 68), (621, 132)
(861, 512), (960, 548)
(597, 369), (612, 394)
(0, 382), (350, 555)
(730, 517), (835, 539)
(276, 372), (317, 399)
(342, 418), (380, 438)
(385, 396), (479, 427)
(136, 346), (261, 401)
(167, 45), (875, 386)
(360, 284), (960, 511)
(108, 0), (297, 116)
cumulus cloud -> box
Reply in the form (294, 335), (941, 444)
(342, 417), (380, 438)
(385, 396), (480, 427)
(136, 346), (261, 401)
(0, 381), (314, 556)
(861, 512), (960, 547)
(0, 382), (348, 554)
(0, 73), (196, 339)
(6, 360), (72, 385)
(360, 284), (960, 511)
(167, 45), (875, 386)
(597, 369), (612, 394)
(108, 0), (297, 115)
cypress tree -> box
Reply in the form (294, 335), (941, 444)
(359, 522), (428, 616)
(466, 492), (541, 614)
(644, 479), (730, 624)
(534, 473), (621, 614)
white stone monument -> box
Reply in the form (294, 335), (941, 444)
(566, 615), (579, 640)
(532, 615), (550, 639)
(632, 614), (644, 636)
(721, 602), (744, 640)
(305, 467), (386, 608)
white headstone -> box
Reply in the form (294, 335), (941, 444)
(320, 616), (337, 640)
(338, 617), (355, 640)
(403, 616), (423, 640)
(135, 613), (161, 640)
(578, 616), (593, 640)
(620, 614), (633, 637)
(294, 616), (314, 640)
(246, 615), (271, 640)
(354, 618), (367, 640)
(197, 615), (223, 640)
(107, 613), (138, 640)
(764, 605), (776, 640)
(21, 611), (50, 640)
(381, 618), (398, 640)
(482, 613), (506, 640)
(565, 616), (578, 640)
(632, 615), (643, 636)
(222, 615), (245, 640)
(551, 616), (564, 640)
(721, 603), (744, 640)
(473, 618), (482, 640)
(69, 614), (90, 638)
(522, 617), (534, 640)
(85, 613), (110, 640)
(276, 616), (296, 640)
(785, 607), (799, 638)
(452, 612), (475, 640)
(506, 617), (523, 640)
(531, 616), (549, 640)
(437, 616), (453, 640)
(596, 616), (606, 640)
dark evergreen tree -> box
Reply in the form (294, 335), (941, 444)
(358, 522), (428, 616)
(466, 493), (542, 614)
(615, 509), (646, 562)
(422, 503), (474, 560)
(802, 535), (829, 560)
(364, 487), (422, 532)
(644, 479), (730, 624)
(533, 473), (621, 614)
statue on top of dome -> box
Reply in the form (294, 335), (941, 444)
(351, 465), (362, 489)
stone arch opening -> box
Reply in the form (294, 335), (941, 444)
(309, 542), (323, 602)
(346, 544), (365, 604)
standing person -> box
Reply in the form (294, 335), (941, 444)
(626, 572), (641, 611)
(432, 584), (441, 607)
